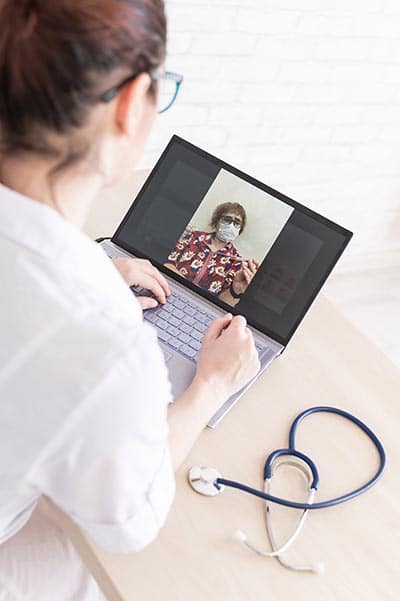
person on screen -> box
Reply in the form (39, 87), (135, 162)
(165, 202), (259, 305)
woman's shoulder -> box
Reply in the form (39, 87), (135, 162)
(190, 229), (209, 237)
(185, 229), (210, 243)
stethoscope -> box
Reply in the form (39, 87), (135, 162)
(188, 406), (386, 574)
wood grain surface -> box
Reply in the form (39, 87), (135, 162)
(50, 170), (400, 601)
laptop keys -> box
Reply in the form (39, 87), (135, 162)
(191, 329), (203, 341)
(103, 245), (271, 364)
(178, 333), (191, 344)
(189, 339), (201, 351)
(142, 291), (212, 363)
(167, 325), (180, 337)
(145, 312), (158, 323)
(180, 345), (197, 359)
(158, 330), (171, 343)
(142, 290), (270, 365)
(183, 315), (195, 326)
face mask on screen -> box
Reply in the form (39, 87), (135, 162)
(217, 223), (239, 243)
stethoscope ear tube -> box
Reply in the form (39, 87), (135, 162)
(263, 449), (320, 489)
(188, 406), (386, 575)
(215, 406), (386, 510)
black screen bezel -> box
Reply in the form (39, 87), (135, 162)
(112, 135), (353, 347)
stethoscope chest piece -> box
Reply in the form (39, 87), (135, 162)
(188, 466), (224, 496)
(187, 406), (386, 574)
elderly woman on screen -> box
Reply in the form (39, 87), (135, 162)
(165, 202), (259, 305)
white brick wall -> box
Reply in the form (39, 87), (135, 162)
(139, 0), (400, 274)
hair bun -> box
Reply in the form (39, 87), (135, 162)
(12, 0), (36, 17)
(0, 1), (166, 168)
(7, 0), (38, 36)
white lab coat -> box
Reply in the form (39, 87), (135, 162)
(0, 184), (175, 600)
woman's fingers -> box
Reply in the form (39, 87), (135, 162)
(248, 259), (259, 272)
(138, 273), (167, 304)
(225, 315), (253, 342)
(145, 263), (171, 296)
(203, 313), (232, 343)
(137, 296), (158, 310)
(243, 265), (253, 283)
(234, 268), (244, 281)
(238, 265), (248, 280)
(228, 314), (247, 330)
(139, 259), (171, 298)
(112, 258), (170, 302)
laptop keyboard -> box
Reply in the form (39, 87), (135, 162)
(140, 291), (210, 362)
(101, 243), (272, 364)
(133, 288), (269, 364)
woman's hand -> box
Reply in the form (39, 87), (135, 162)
(112, 257), (170, 310)
(231, 259), (259, 296)
(195, 313), (260, 400)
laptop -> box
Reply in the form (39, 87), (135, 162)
(99, 135), (352, 427)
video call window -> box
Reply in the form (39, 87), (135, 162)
(113, 137), (351, 344)
(163, 168), (293, 308)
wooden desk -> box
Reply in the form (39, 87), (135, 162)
(52, 170), (400, 601)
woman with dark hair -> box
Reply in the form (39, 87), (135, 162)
(166, 201), (259, 305)
(0, 1), (259, 598)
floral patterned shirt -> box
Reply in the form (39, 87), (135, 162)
(167, 230), (243, 295)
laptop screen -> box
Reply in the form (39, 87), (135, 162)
(113, 136), (352, 346)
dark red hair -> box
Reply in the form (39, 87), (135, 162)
(210, 202), (247, 234)
(0, 0), (166, 160)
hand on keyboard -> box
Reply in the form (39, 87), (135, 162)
(195, 313), (260, 399)
(143, 290), (269, 367)
(112, 257), (170, 309)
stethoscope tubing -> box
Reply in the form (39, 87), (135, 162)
(216, 406), (386, 510)
(264, 468), (316, 571)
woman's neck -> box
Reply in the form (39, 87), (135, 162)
(0, 153), (104, 228)
(210, 232), (227, 251)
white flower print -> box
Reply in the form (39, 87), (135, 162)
(181, 251), (195, 262)
(209, 280), (222, 293)
(215, 265), (226, 276)
(191, 259), (204, 269)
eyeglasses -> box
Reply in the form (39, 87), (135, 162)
(99, 69), (183, 114)
(220, 215), (242, 228)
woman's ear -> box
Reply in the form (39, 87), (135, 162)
(99, 71), (156, 186)
(114, 72), (154, 137)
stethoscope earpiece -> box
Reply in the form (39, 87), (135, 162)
(234, 529), (247, 543)
(312, 562), (325, 575)
(188, 406), (386, 574)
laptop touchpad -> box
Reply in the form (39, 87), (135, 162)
(162, 349), (173, 363)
